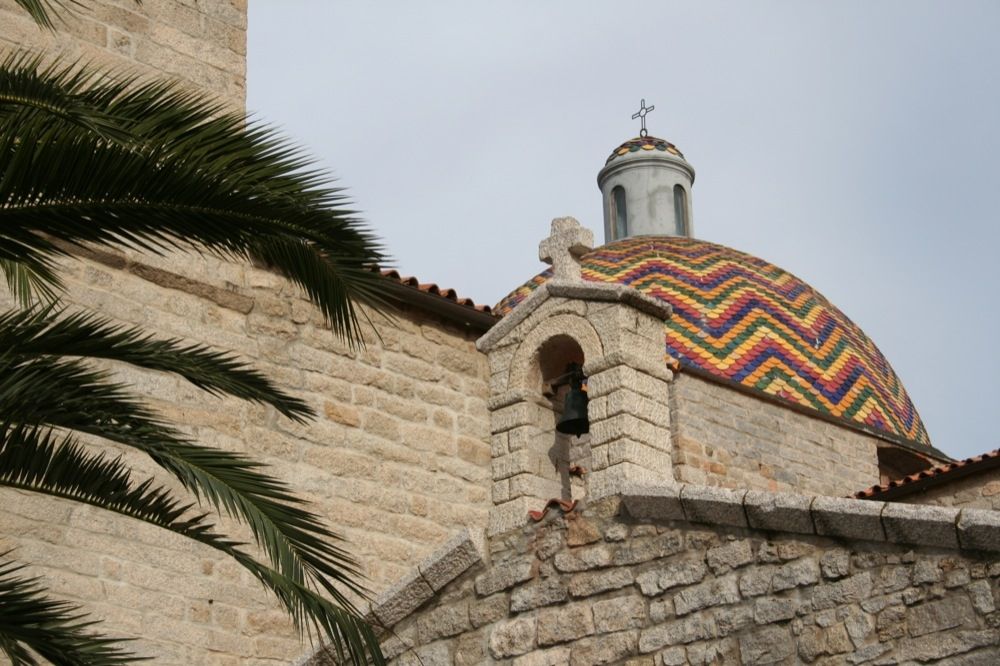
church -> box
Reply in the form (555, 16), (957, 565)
(2, 2), (999, 664)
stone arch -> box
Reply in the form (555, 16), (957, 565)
(507, 313), (604, 395)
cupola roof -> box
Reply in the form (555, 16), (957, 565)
(606, 135), (685, 164)
(495, 236), (937, 454)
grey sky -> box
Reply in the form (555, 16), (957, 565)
(248, 1), (1000, 460)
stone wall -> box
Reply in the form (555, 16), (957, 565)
(671, 374), (882, 497)
(336, 488), (1000, 666)
(0, 246), (492, 663)
(0, 0), (247, 109)
(899, 468), (1000, 512)
(0, 2), (496, 662)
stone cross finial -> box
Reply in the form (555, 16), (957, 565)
(538, 217), (594, 282)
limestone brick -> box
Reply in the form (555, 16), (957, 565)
(671, 374), (881, 496)
(0, 248), (491, 662)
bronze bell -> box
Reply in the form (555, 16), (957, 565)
(556, 363), (589, 436)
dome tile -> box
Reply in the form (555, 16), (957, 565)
(494, 236), (932, 448)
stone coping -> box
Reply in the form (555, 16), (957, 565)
(296, 528), (486, 665)
(621, 483), (1000, 554)
(477, 279), (672, 352)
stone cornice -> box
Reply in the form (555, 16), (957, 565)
(621, 483), (1000, 554)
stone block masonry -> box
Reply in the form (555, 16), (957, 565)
(0, 0), (248, 109)
(0, 246), (493, 664)
(318, 486), (1000, 665)
(672, 373), (882, 497)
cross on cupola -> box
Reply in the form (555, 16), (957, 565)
(631, 98), (655, 138)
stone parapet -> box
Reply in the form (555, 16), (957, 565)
(298, 528), (486, 666)
(310, 486), (1000, 665)
(622, 483), (1000, 553)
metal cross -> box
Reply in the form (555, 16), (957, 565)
(631, 99), (655, 138)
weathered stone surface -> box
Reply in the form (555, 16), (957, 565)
(771, 558), (820, 592)
(372, 568), (435, 627)
(881, 503), (960, 549)
(536, 603), (595, 646)
(812, 572), (873, 610)
(820, 549), (851, 580)
(638, 614), (717, 651)
(717, 605), (754, 637)
(471, 592), (509, 627)
(566, 516), (602, 546)
(636, 560), (708, 596)
(489, 617), (537, 658)
(968, 579), (996, 614)
(907, 596), (975, 636)
(744, 490), (815, 534)
(351, 483), (1000, 666)
(592, 594), (646, 632)
(957, 508), (1000, 552)
(553, 544), (613, 572)
(568, 630), (637, 665)
(753, 596), (797, 623)
(475, 557), (535, 596)
(622, 484), (686, 521)
(846, 642), (889, 664)
(612, 532), (684, 565)
(511, 646), (570, 666)
(657, 646), (687, 665)
(414, 601), (471, 643)
(707, 539), (754, 574)
(845, 609), (875, 647)
(913, 560), (942, 584)
(673, 574), (740, 616)
(896, 629), (1000, 661)
(739, 565), (776, 598)
(568, 567), (634, 597)
(680, 485), (749, 527)
(510, 577), (567, 612)
(738, 625), (795, 664)
(812, 496), (886, 542)
(419, 529), (484, 592)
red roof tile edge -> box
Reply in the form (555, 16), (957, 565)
(378, 269), (498, 316)
(855, 448), (1000, 500)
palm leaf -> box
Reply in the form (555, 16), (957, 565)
(0, 305), (312, 421)
(0, 260), (60, 307)
(0, 353), (368, 605)
(0, 554), (137, 665)
(0, 55), (392, 345)
(0, 425), (385, 663)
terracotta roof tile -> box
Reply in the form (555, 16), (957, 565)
(379, 269), (497, 316)
(854, 448), (1000, 500)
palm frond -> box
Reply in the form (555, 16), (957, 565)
(0, 352), (368, 609)
(0, 55), (391, 345)
(0, 425), (385, 663)
(0, 305), (312, 421)
(0, 554), (137, 665)
(0, 259), (60, 307)
(0, 52), (130, 141)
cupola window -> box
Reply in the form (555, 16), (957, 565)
(673, 185), (689, 235)
(611, 186), (628, 239)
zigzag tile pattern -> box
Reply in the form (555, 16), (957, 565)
(495, 236), (930, 447)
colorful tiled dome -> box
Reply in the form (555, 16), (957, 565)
(495, 236), (932, 448)
(607, 136), (685, 164)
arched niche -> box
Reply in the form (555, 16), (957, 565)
(506, 314), (604, 396)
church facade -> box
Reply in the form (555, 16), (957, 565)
(3, 2), (999, 664)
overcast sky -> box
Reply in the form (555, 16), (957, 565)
(248, 1), (999, 460)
